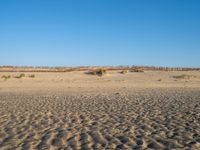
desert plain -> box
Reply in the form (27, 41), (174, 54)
(0, 70), (200, 150)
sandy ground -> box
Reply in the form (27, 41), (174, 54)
(0, 71), (200, 150)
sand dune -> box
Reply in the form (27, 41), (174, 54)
(0, 71), (200, 149)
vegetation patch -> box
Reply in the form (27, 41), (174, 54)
(129, 68), (144, 73)
(173, 74), (200, 79)
(1, 75), (11, 81)
(120, 70), (128, 74)
(86, 68), (107, 76)
(29, 74), (35, 78)
(14, 73), (26, 79)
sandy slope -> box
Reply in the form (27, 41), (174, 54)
(0, 71), (200, 93)
(0, 71), (200, 150)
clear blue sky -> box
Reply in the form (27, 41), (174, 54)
(0, 0), (200, 67)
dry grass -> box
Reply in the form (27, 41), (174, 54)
(173, 74), (200, 79)
(1, 74), (36, 80)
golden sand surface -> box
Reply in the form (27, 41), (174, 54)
(0, 71), (200, 149)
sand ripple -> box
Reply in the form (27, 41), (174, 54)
(0, 89), (200, 149)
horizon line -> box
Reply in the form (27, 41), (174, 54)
(0, 65), (200, 69)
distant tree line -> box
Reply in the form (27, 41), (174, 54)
(0, 66), (199, 72)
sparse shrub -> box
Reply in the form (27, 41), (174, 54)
(94, 68), (107, 76)
(87, 68), (107, 76)
(173, 74), (187, 79)
(173, 74), (200, 79)
(158, 79), (162, 82)
(1, 75), (6, 80)
(20, 73), (25, 77)
(14, 73), (25, 79)
(29, 74), (35, 78)
(129, 68), (144, 73)
(120, 70), (128, 74)
(1, 75), (11, 81)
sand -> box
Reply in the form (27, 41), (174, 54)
(0, 71), (200, 150)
